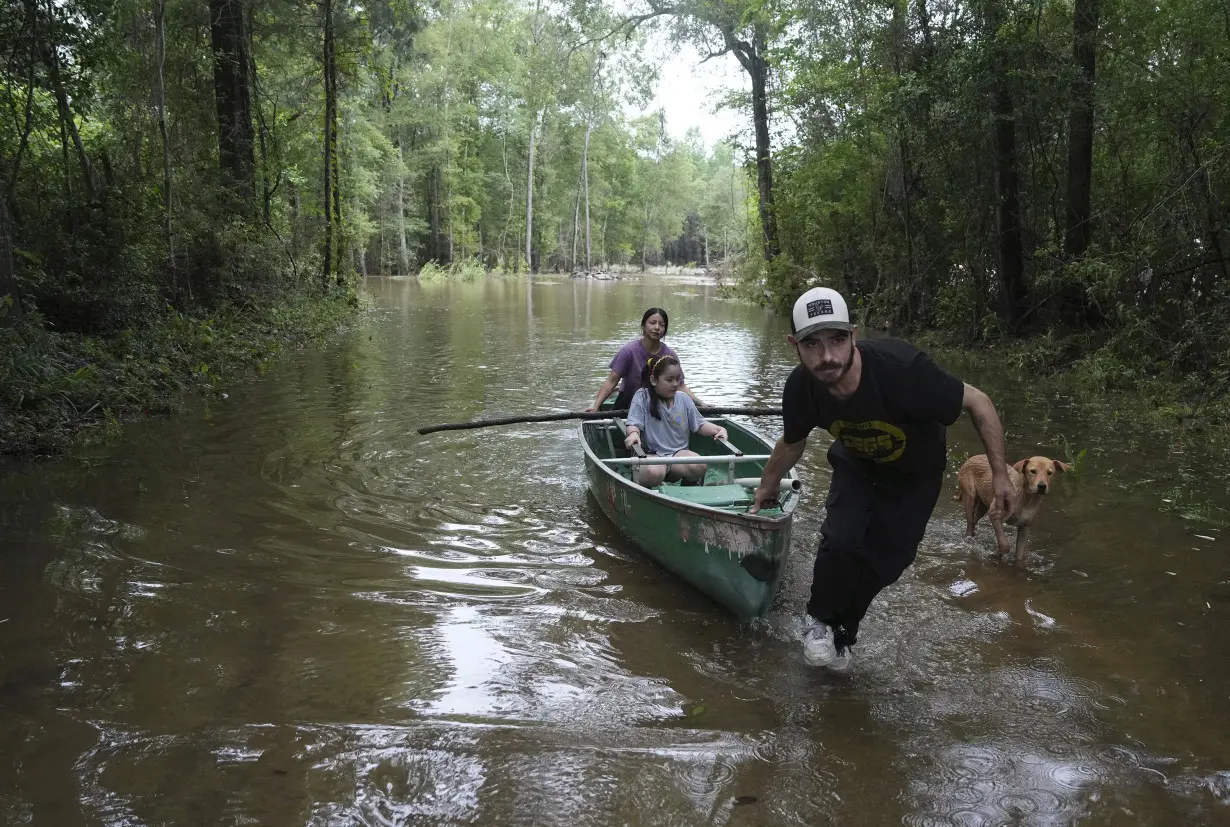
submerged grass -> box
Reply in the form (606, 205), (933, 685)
(416, 260), (528, 281)
(0, 289), (360, 458)
(417, 260), (495, 282)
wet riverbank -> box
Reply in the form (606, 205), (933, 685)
(0, 290), (357, 459)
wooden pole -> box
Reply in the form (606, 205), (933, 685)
(416, 407), (783, 435)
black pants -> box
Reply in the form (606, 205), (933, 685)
(612, 387), (637, 411)
(807, 453), (943, 651)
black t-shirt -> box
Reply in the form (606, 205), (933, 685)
(782, 338), (965, 479)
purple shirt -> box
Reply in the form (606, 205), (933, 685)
(610, 340), (684, 395)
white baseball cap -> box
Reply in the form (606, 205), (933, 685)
(791, 287), (853, 339)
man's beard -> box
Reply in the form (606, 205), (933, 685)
(810, 346), (855, 386)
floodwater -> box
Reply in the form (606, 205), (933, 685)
(2, 273), (1228, 826)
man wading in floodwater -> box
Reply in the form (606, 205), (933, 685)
(750, 287), (1018, 672)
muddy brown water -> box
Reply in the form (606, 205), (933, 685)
(2, 274), (1228, 825)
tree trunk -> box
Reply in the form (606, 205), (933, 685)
(571, 167), (582, 270)
(582, 122), (592, 270)
(600, 212), (608, 266)
(258, 120), (271, 225)
(320, 0), (340, 287)
(641, 203), (650, 272)
(155, 0), (175, 295)
(290, 179), (302, 251)
(525, 110), (537, 272)
(42, 0), (96, 204)
(916, 0), (935, 62)
(429, 163), (447, 263)
(989, 26), (1027, 330)
(379, 224), (386, 275)
(7, 0), (38, 209)
(0, 193), (19, 318)
(396, 146), (410, 274)
(500, 129), (514, 268)
(329, 26), (343, 286)
(1063, 0), (1098, 259)
(210, 0), (255, 211)
(889, 0), (919, 310)
(735, 26), (779, 262)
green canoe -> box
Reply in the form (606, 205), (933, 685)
(580, 413), (800, 621)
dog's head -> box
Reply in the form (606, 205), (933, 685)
(1012, 456), (1071, 494)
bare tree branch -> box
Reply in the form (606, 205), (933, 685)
(718, 27), (753, 72)
(569, 6), (679, 52)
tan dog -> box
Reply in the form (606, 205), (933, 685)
(954, 454), (1071, 565)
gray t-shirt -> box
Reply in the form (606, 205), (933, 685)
(627, 388), (706, 455)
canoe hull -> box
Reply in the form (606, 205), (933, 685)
(581, 416), (798, 621)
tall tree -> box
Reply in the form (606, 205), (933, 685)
(41, 0), (97, 204)
(0, 193), (17, 318)
(155, 0), (175, 294)
(321, 0), (343, 285)
(210, 0), (255, 209)
(985, 1), (1027, 329)
(1062, 0), (1098, 260)
(623, 0), (780, 262)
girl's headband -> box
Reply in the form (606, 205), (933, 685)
(647, 354), (679, 376)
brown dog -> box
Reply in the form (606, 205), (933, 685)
(954, 454), (1071, 565)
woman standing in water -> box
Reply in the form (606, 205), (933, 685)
(585, 307), (704, 412)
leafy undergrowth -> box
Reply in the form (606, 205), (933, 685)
(913, 329), (1230, 453)
(0, 290), (360, 458)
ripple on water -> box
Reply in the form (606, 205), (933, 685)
(328, 493), (606, 607)
(999, 664), (1107, 728)
(665, 754), (738, 797)
(906, 740), (1112, 826)
(901, 816), (957, 827)
(408, 603), (687, 727)
(302, 728), (486, 826)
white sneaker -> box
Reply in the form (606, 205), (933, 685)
(825, 646), (853, 673)
(801, 616), (837, 667)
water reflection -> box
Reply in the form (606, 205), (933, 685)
(0, 273), (1227, 824)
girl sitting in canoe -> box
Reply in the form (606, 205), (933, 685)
(585, 307), (704, 412)
(624, 355), (727, 488)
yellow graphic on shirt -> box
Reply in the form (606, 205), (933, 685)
(829, 420), (907, 463)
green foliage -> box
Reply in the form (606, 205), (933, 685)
(416, 261), (450, 282)
(1055, 434), (1088, 477)
(0, 0), (764, 455)
(417, 259), (488, 281)
(0, 290), (354, 456)
(721, 0), (1230, 403)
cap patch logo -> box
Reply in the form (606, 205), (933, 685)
(806, 299), (834, 318)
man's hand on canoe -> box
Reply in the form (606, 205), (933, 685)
(749, 478), (781, 514)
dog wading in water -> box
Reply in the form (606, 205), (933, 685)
(955, 454), (1070, 566)
(751, 287), (1019, 672)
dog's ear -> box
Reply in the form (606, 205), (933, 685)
(1054, 461), (1072, 475)
(1012, 459), (1027, 473)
